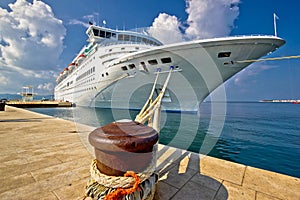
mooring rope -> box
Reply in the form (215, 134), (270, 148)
(135, 67), (173, 126)
(103, 171), (141, 200)
(135, 68), (161, 124)
(83, 159), (158, 200)
(235, 54), (300, 63)
(89, 159), (153, 188)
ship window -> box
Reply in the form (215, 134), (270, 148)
(142, 38), (146, 43)
(128, 64), (136, 69)
(161, 57), (172, 63)
(218, 52), (231, 58)
(106, 72), (109, 76)
(121, 66), (128, 71)
(118, 34), (124, 40)
(148, 59), (158, 65)
(102, 74), (104, 77)
(135, 47), (139, 50)
(100, 30), (105, 38)
(130, 36), (136, 42)
(93, 29), (99, 36)
(124, 35), (130, 41)
(121, 47), (125, 50)
(136, 37), (142, 42)
(106, 32), (111, 38)
(112, 33), (116, 38)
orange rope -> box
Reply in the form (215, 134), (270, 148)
(104, 171), (141, 200)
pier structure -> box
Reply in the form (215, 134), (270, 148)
(0, 106), (299, 199)
(19, 86), (36, 102)
(6, 100), (73, 108)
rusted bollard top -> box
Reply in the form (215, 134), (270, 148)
(89, 120), (158, 152)
(89, 120), (159, 176)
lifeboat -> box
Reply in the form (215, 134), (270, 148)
(63, 68), (69, 75)
(68, 63), (76, 72)
(75, 54), (86, 66)
(56, 72), (64, 83)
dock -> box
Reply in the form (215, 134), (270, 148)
(5, 100), (73, 108)
(0, 106), (299, 199)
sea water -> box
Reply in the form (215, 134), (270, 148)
(27, 102), (300, 178)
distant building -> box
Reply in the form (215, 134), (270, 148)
(19, 86), (36, 102)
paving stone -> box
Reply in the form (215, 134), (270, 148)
(172, 180), (217, 200)
(191, 173), (223, 191)
(256, 192), (282, 200)
(30, 157), (91, 181)
(180, 152), (202, 171)
(156, 144), (185, 172)
(215, 181), (256, 200)
(200, 155), (246, 185)
(54, 179), (87, 200)
(23, 191), (59, 200)
(243, 166), (300, 200)
(154, 181), (178, 200)
(0, 172), (35, 193)
(159, 161), (197, 189)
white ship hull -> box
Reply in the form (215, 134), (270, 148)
(54, 26), (285, 111)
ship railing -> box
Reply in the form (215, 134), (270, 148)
(96, 40), (161, 47)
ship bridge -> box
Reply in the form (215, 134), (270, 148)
(86, 25), (162, 46)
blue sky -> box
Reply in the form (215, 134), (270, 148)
(0, 0), (299, 101)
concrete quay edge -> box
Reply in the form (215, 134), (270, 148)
(0, 106), (299, 200)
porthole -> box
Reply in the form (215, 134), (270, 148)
(128, 64), (136, 69)
(218, 52), (231, 58)
(121, 66), (128, 71)
(161, 57), (172, 63)
(148, 59), (158, 65)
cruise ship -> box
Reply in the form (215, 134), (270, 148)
(54, 25), (285, 111)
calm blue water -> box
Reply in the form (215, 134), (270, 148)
(27, 102), (300, 178)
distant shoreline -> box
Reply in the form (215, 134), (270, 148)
(259, 99), (300, 103)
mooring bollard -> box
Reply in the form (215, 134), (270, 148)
(84, 119), (159, 200)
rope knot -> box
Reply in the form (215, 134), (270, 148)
(104, 171), (141, 200)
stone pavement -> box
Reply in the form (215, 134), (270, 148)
(0, 106), (299, 199)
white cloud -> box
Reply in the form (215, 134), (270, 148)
(37, 82), (54, 92)
(185, 0), (240, 39)
(69, 19), (90, 28)
(0, 0), (66, 94)
(0, 0), (66, 70)
(148, 13), (185, 44)
(0, 74), (8, 85)
(149, 0), (240, 44)
(68, 13), (100, 28)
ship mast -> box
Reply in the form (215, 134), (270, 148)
(273, 13), (279, 37)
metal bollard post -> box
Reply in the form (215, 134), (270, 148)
(85, 119), (159, 200)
